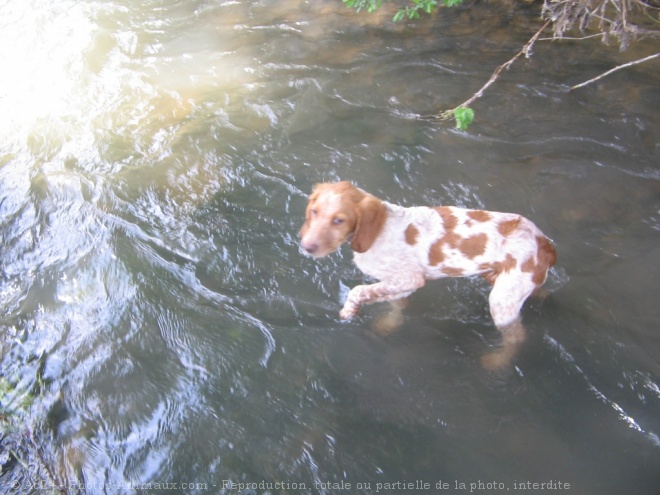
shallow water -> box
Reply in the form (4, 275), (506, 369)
(1, 0), (659, 493)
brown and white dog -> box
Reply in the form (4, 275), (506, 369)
(300, 181), (556, 331)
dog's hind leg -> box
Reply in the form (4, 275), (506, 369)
(481, 272), (536, 370)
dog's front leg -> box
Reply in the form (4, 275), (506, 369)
(339, 276), (425, 320)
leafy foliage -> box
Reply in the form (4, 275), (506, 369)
(343, 0), (464, 21)
(343, 0), (384, 14)
(453, 107), (475, 131)
(393, 0), (439, 21)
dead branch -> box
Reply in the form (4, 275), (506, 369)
(570, 51), (660, 89)
(435, 19), (552, 121)
(543, 0), (660, 50)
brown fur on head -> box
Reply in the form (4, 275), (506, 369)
(300, 181), (387, 257)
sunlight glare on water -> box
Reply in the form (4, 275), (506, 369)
(0, 1), (95, 139)
(0, 0), (262, 182)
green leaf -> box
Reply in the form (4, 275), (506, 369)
(454, 107), (475, 131)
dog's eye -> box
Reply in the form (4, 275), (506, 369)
(332, 217), (344, 225)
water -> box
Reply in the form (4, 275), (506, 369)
(1, 0), (659, 493)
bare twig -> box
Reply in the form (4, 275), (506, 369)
(434, 19), (552, 120)
(570, 51), (660, 90)
(539, 33), (604, 41)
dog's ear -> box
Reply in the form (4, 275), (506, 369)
(351, 195), (387, 253)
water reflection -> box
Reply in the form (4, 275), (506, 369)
(1, 0), (659, 493)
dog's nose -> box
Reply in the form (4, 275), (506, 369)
(302, 241), (318, 254)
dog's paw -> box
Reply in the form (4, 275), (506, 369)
(372, 300), (407, 335)
(339, 304), (359, 321)
(373, 312), (402, 336)
(480, 349), (512, 371)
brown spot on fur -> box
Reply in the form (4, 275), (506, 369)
(521, 256), (536, 274)
(502, 253), (517, 272)
(435, 207), (458, 232)
(521, 236), (556, 286)
(467, 210), (492, 222)
(460, 233), (488, 259)
(479, 254), (517, 284)
(429, 207), (463, 265)
(442, 267), (465, 277)
(532, 235), (556, 286)
(429, 240), (445, 265)
(498, 217), (520, 237)
(442, 231), (461, 249)
(480, 271), (498, 285)
(427, 207), (462, 265)
(491, 253), (518, 275)
(405, 224), (419, 245)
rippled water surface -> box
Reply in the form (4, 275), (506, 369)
(1, 0), (659, 493)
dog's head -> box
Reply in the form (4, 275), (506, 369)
(299, 181), (386, 257)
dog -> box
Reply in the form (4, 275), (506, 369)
(300, 181), (556, 336)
